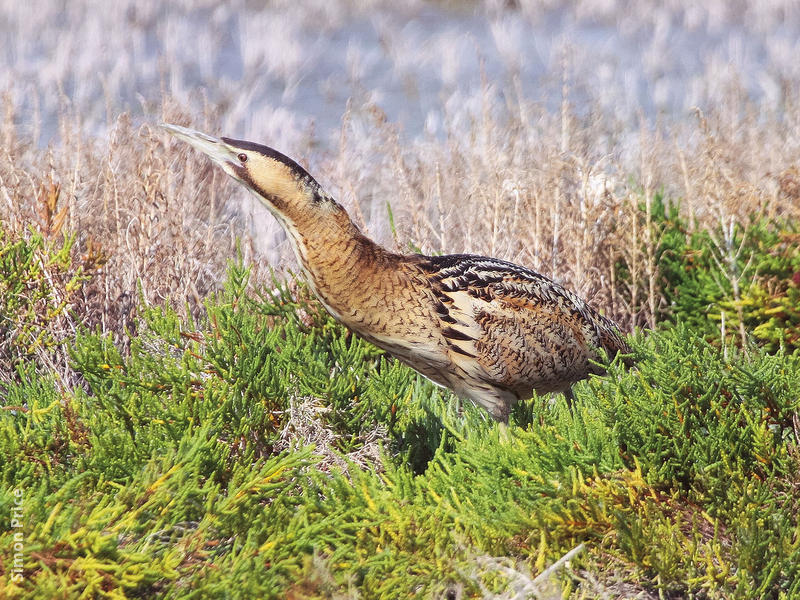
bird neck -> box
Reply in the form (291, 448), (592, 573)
(278, 203), (397, 319)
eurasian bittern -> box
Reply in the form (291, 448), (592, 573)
(162, 123), (630, 422)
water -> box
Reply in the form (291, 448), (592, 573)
(2, 0), (799, 151)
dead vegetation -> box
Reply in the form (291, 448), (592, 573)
(2, 78), (800, 357)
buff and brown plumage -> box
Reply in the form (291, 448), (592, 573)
(162, 123), (630, 422)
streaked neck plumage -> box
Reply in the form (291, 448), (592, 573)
(245, 164), (398, 322)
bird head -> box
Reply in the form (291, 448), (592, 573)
(161, 123), (334, 225)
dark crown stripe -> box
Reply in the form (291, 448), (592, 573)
(221, 137), (318, 185)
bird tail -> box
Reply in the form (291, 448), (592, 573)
(598, 324), (635, 369)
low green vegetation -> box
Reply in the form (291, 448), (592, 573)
(644, 194), (800, 352)
(1, 206), (799, 599)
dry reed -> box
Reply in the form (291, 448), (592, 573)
(2, 78), (799, 375)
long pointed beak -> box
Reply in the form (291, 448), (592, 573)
(160, 123), (240, 176)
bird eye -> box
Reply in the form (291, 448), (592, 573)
(237, 153), (247, 163)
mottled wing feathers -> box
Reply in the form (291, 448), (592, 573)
(415, 253), (629, 415)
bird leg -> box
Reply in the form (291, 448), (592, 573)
(563, 387), (576, 413)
